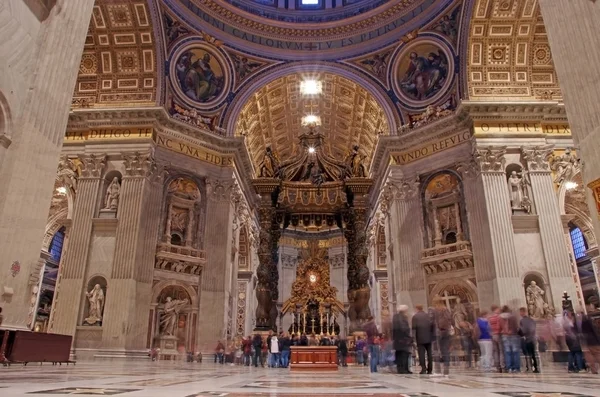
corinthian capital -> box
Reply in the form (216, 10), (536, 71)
(78, 154), (107, 178)
(521, 145), (554, 171)
(206, 178), (235, 202)
(384, 176), (420, 201)
(122, 151), (157, 177)
(474, 146), (506, 173)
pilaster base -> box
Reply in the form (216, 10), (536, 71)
(98, 209), (117, 219)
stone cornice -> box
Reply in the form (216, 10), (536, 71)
(460, 101), (568, 122)
(67, 107), (256, 206)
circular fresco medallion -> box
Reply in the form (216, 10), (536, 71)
(169, 42), (231, 110)
(392, 38), (454, 108)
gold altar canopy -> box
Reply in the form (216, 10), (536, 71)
(282, 242), (344, 315)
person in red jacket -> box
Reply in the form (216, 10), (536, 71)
(242, 336), (252, 366)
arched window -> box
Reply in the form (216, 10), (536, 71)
(570, 227), (588, 260)
(49, 227), (66, 263)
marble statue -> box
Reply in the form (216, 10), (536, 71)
(104, 177), (121, 210)
(552, 148), (579, 184)
(452, 297), (468, 329)
(258, 146), (280, 178)
(84, 284), (105, 325)
(526, 281), (546, 319)
(507, 171), (525, 210)
(160, 297), (189, 336)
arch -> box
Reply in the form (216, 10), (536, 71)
(224, 61), (400, 137)
(429, 277), (478, 306)
(151, 279), (199, 308)
(41, 207), (69, 251)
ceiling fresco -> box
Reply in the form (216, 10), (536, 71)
(72, 0), (157, 108)
(234, 73), (389, 175)
(466, 0), (562, 101)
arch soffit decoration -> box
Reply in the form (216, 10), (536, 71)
(71, 0), (160, 109)
(225, 63), (400, 176)
(429, 277), (478, 303)
(42, 208), (69, 252)
(152, 279), (199, 308)
(465, 0), (562, 102)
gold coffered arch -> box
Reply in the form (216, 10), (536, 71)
(234, 72), (390, 176)
(466, 0), (562, 101)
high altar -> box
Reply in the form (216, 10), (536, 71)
(282, 243), (344, 337)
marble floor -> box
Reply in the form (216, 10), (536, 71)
(1, 361), (599, 397)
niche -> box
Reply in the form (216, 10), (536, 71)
(82, 276), (107, 326)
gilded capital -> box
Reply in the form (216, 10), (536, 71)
(78, 154), (107, 179)
(122, 151), (157, 177)
(474, 146), (506, 173)
(521, 145), (554, 171)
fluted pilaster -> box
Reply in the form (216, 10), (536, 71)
(384, 177), (425, 307)
(0, 1), (95, 329)
(197, 178), (235, 350)
(523, 145), (581, 311)
(468, 147), (522, 306)
(49, 155), (106, 336)
(101, 152), (162, 352)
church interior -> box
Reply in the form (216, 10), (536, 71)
(2, 0), (600, 396)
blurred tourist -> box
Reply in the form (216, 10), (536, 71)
(476, 310), (492, 372)
(412, 304), (434, 375)
(519, 307), (539, 373)
(393, 305), (412, 374)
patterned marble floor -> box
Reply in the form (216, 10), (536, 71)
(0, 361), (599, 397)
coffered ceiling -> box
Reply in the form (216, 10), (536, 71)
(234, 73), (389, 176)
(71, 0), (157, 108)
(467, 0), (562, 101)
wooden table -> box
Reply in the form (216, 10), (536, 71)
(290, 346), (338, 371)
(0, 329), (73, 366)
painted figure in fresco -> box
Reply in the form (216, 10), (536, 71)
(84, 284), (105, 325)
(526, 281), (546, 319)
(179, 52), (223, 102)
(160, 297), (189, 336)
(432, 8), (461, 42)
(360, 52), (390, 79)
(400, 50), (448, 101)
(231, 54), (262, 80)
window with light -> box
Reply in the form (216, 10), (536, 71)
(570, 227), (587, 260)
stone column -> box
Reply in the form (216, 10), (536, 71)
(197, 178), (235, 351)
(0, 0), (94, 329)
(383, 177), (426, 308)
(100, 152), (163, 357)
(522, 146), (581, 311)
(538, 1), (600, 251)
(49, 155), (106, 336)
(460, 147), (522, 309)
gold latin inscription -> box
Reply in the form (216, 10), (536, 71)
(391, 130), (471, 165)
(473, 122), (571, 135)
(156, 134), (233, 167)
(65, 127), (154, 141)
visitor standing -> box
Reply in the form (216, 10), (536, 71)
(489, 305), (504, 372)
(252, 333), (264, 367)
(393, 305), (412, 374)
(338, 337), (348, 367)
(280, 332), (291, 368)
(364, 316), (380, 373)
(519, 307), (539, 373)
(356, 337), (366, 366)
(433, 298), (452, 376)
(564, 311), (584, 372)
(269, 333), (280, 368)
(581, 311), (600, 374)
(214, 340), (225, 364)
(242, 336), (252, 366)
(412, 304), (434, 374)
(500, 305), (521, 373)
(476, 311), (492, 372)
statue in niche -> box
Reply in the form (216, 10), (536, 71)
(159, 297), (189, 336)
(526, 281), (546, 319)
(104, 177), (121, 210)
(171, 210), (188, 232)
(258, 146), (281, 178)
(84, 284), (105, 325)
(507, 170), (530, 211)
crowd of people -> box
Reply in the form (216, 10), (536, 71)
(207, 301), (600, 375)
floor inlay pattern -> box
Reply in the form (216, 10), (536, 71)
(1, 361), (600, 397)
